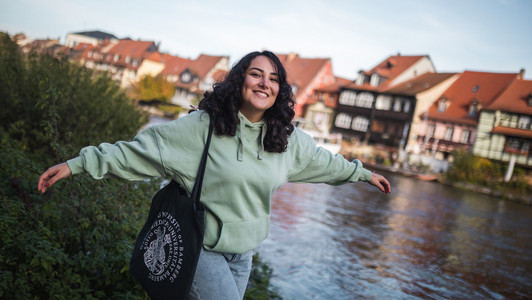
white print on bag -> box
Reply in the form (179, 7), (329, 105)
(141, 211), (184, 282)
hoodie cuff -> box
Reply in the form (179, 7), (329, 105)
(349, 159), (373, 182)
(66, 157), (84, 175)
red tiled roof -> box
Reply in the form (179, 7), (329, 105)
(276, 53), (331, 97)
(343, 55), (431, 92)
(427, 71), (518, 125)
(188, 54), (226, 78)
(383, 72), (457, 95)
(72, 42), (94, 51)
(212, 69), (227, 82)
(365, 55), (427, 79)
(342, 81), (380, 91)
(315, 76), (351, 93)
(492, 125), (532, 139)
(148, 53), (193, 76)
(107, 39), (156, 58)
(484, 78), (532, 115)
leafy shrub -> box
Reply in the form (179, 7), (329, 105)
(0, 32), (156, 298)
(445, 149), (532, 197)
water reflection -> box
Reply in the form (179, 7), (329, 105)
(259, 171), (532, 299)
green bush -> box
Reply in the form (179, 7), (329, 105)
(445, 149), (532, 197)
(0, 31), (156, 298)
(0, 135), (160, 299)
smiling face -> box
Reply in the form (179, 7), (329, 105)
(239, 55), (280, 123)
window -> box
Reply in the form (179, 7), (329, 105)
(181, 71), (192, 83)
(291, 84), (298, 95)
(528, 93), (532, 107)
(461, 130), (470, 143)
(403, 99), (411, 113)
(352, 116), (369, 132)
(468, 101), (479, 117)
(335, 113), (352, 129)
(444, 126), (453, 140)
(355, 92), (374, 108)
(472, 85), (479, 93)
(114, 54), (120, 62)
(518, 116), (530, 129)
(338, 91), (356, 106)
(437, 98), (447, 112)
(356, 74), (365, 85)
(393, 98), (403, 112)
(522, 141), (530, 155)
(375, 95), (392, 110)
(370, 73), (380, 86)
(505, 138), (522, 153)
(427, 124), (435, 138)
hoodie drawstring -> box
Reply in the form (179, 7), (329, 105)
(237, 120), (244, 162)
(257, 126), (264, 160)
(237, 114), (265, 161)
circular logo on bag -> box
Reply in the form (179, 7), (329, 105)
(141, 211), (184, 282)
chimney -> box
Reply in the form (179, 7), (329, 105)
(518, 68), (525, 79)
(287, 52), (297, 62)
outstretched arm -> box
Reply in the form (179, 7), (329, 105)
(368, 172), (391, 194)
(38, 162), (72, 193)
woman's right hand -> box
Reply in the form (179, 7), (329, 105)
(38, 162), (72, 193)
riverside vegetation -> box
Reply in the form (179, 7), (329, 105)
(443, 150), (532, 204)
(0, 32), (280, 299)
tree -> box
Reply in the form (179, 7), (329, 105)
(129, 74), (175, 103)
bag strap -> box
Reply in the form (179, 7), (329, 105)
(190, 118), (214, 211)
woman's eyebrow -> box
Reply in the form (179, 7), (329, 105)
(249, 67), (278, 76)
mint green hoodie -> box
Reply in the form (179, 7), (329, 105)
(67, 110), (372, 254)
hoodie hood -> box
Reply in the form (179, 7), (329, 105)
(237, 111), (266, 161)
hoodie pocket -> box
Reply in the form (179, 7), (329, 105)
(209, 216), (270, 254)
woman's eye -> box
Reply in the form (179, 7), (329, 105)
(270, 78), (279, 83)
(250, 73), (261, 78)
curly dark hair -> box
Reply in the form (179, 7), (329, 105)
(198, 50), (295, 153)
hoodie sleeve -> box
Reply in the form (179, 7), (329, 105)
(66, 126), (167, 180)
(287, 129), (372, 185)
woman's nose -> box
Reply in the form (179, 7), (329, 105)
(258, 78), (268, 88)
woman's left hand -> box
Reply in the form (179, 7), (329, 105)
(368, 172), (391, 194)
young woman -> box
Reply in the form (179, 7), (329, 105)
(38, 50), (391, 299)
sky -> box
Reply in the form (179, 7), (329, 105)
(1, 0), (531, 79)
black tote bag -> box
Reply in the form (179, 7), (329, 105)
(130, 121), (213, 299)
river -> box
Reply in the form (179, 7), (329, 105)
(258, 171), (532, 299)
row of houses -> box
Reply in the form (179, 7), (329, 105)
(309, 53), (531, 174)
(14, 30), (532, 175)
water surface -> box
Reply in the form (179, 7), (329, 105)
(258, 171), (532, 299)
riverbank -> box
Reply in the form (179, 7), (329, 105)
(367, 162), (532, 205)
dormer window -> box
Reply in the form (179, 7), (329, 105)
(528, 93), (532, 106)
(437, 98), (447, 112)
(472, 85), (479, 93)
(370, 73), (381, 86)
(468, 99), (479, 117)
(356, 73), (365, 85)
(181, 71), (192, 83)
(291, 84), (298, 95)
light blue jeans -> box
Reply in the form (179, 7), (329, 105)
(188, 247), (254, 300)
